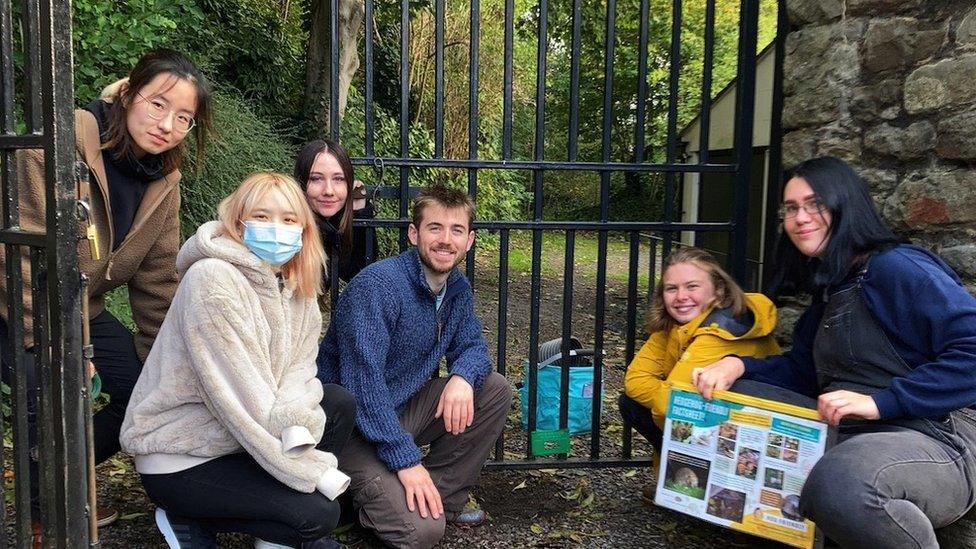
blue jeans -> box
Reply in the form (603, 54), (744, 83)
(732, 379), (976, 549)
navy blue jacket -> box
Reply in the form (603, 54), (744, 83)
(317, 248), (492, 470)
(742, 245), (976, 420)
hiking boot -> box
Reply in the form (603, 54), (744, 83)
(446, 507), (487, 528)
(641, 483), (656, 506)
(155, 507), (217, 549)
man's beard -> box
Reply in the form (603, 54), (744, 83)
(418, 245), (463, 275)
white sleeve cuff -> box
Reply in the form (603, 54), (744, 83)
(281, 426), (317, 457)
(316, 467), (351, 500)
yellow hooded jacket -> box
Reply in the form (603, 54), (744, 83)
(624, 293), (780, 429)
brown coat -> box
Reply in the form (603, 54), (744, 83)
(1, 109), (181, 361)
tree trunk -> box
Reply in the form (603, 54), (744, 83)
(305, 0), (365, 135)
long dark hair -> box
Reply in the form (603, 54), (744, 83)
(102, 49), (213, 174)
(293, 138), (356, 250)
(768, 156), (902, 296)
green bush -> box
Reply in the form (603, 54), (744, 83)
(71, 0), (208, 104)
(104, 286), (135, 332)
(195, 0), (307, 124)
(179, 88), (296, 237)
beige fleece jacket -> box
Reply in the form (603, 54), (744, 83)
(120, 221), (346, 495)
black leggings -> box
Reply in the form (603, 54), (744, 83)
(617, 393), (664, 454)
(139, 384), (357, 546)
(0, 309), (142, 515)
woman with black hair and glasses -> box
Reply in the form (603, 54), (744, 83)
(0, 49), (214, 542)
(691, 156), (976, 548)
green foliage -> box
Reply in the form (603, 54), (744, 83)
(104, 286), (136, 332)
(179, 89), (296, 237)
(523, 0), (778, 220)
(364, 0), (777, 222)
(195, 0), (308, 123)
(71, 0), (207, 104)
(339, 86), (530, 254)
(664, 479), (706, 499)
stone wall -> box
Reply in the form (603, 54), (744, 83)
(779, 2), (976, 544)
(780, 0), (976, 292)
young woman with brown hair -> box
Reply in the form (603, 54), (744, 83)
(619, 247), (780, 501)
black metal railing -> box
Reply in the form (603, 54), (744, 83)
(327, 0), (762, 469)
(1, 0), (90, 546)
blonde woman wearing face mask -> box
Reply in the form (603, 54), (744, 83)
(121, 173), (353, 549)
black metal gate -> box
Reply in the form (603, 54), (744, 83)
(1, 0), (91, 546)
(328, 0), (762, 469)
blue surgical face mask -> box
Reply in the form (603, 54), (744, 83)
(242, 220), (303, 266)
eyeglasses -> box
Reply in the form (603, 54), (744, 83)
(778, 197), (827, 220)
(137, 92), (196, 133)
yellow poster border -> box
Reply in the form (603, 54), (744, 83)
(669, 381), (823, 422)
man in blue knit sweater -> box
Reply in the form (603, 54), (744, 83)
(317, 186), (512, 549)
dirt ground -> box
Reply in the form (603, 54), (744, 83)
(20, 240), (789, 548)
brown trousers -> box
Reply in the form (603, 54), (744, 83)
(339, 372), (512, 549)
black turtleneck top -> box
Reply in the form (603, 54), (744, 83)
(319, 204), (377, 283)
(86, 99), (165, 250)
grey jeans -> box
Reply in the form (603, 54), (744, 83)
(339, 372), (512, 549)
(732, 379), (976, 549)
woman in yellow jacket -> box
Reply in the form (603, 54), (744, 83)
(619, 247), (779, 500)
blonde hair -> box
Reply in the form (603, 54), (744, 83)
(646, 247), (747, 334)
(216, 172), (326, 298)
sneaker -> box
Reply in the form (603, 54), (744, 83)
(155, 507), (217, 549)
(255, 539), (295, 549)
(96, 505), (119, 528)
(445, 507), (487, 528)
(255, 535), (346, 549)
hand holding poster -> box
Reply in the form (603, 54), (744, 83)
(655, 382), (830, 549)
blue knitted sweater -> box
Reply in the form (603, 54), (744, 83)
(317, 248), (492, 471)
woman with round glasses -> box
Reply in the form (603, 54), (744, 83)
(692, 156), (976, 547)
(0, 49), (214, 537)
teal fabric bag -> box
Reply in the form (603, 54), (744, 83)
(518, 342), (602, 435)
